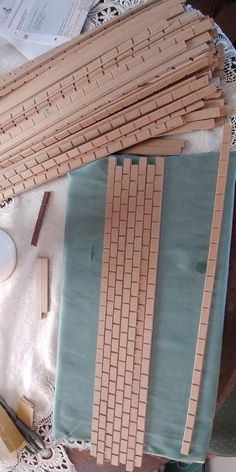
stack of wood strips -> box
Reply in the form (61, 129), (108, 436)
(0, 0), (230, 202)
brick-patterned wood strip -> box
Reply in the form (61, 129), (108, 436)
(91, 156), (164, 472)
(181, 123), (232, 456)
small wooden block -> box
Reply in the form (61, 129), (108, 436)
(36, 258), (49, 318)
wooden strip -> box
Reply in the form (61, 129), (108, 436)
(91, 156), (117, 461)
(124, 139), (185, 156)
(118, 162), (142, 471)
(31, 192), (50, 246)
(133, 158), (164, 468)
(163, 118), (216, 135)
(181, 124), (232, 456)
(36, 258), (49, 318)
(184, 106), (221, 122)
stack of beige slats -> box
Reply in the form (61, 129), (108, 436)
(0, 0), (230, 202)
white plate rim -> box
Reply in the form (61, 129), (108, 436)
(0, 229), (17, 283)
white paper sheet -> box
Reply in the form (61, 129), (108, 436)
(1, 0), (95, 45)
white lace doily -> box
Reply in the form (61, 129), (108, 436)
(0, 2), (236, 472)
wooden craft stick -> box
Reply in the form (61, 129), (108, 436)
(36, 258), (49, 318)
(181, 123), (232, 456)
(31, 192), (50, 247)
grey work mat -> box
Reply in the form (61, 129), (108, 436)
(53, 152), (236, 462)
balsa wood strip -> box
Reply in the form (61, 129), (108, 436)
(181, 123), (232, 456)
(36, 258), (49, 318)
(163, 118), (216, 135)
(133, 158), (164, 468)
(91, 156), (117, 462)
(124, 138), (185, 156)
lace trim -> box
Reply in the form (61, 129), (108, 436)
(0, 197), (14, 210)
(1, 2), (236, 471)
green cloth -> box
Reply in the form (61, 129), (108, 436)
(53, 152), (236, 462)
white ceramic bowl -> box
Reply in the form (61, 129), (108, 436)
(0, 230), (17, 283)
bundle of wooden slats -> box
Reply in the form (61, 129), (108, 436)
(0, 0), (230, 202)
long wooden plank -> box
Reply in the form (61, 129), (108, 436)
(181, 123), (232, 456)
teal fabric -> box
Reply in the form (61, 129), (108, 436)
(53, 152), (236, 462)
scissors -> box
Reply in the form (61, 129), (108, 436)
(0, 395), (45, 455)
